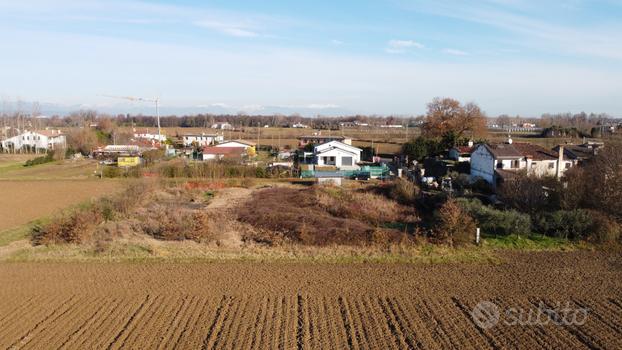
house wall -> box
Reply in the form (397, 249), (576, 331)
(528, 159), (573, 177)
(470, 146), (495, 184)
(183, 135), (223, 147)
(315, 148), (360, 169)
(1, 132), (65, 151)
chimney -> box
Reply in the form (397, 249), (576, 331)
(556, 145), (564, 179)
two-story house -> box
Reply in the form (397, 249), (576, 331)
(470, 139), (572, 187)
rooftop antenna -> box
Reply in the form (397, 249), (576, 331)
(101, 95), (161, 145)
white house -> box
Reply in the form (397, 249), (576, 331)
(182, 133), (224, 147)
(313, 141), (362, 170)
(1, 130), (66, 152)
(215, 140), (256, 149)
(448, 141), (475, 162)
(133, 129), (166, 142)
(470, 140), (572, 186)
(211, 122), (233, 130)
(298, 135), (352, 148)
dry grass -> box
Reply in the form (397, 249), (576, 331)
(237, 185), (419, 246)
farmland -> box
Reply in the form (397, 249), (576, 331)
(0, 250), (620, 349)
(0, 156), (124, 232)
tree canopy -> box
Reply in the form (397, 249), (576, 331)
(422, 97), (487, 139)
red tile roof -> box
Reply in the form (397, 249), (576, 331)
(512, 143), (561, 161)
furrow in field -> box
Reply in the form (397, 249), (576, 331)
(202, 295), (234, 350)
(27, 296), (107, 349)
(338, 296), (359, 350)
(105, 294), (155, 350)
(122, 294), (177, 348)
(6, 295), (78, 350)
(528, 298), (602, 350)
(58, 297), (123, 350)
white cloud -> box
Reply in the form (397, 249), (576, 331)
(399, 0), (622, 60)
(385, 39), (425, 54)
(193, 20), (259, 38)
(331, 39), (344, 45)
(443, 48), (468, 56)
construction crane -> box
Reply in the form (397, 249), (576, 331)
(101, 95), (162, 144)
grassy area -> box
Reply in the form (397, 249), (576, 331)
(1, 240), (501, 264)
(482, 234), (579, 251)
(0, 226), (30, 247)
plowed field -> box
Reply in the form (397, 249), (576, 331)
(0, 250), (620, 349)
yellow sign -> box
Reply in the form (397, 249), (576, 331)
(118, 157), (141, 167)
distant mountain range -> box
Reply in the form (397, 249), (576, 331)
(6, 101), (355, 118)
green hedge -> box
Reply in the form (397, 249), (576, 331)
(456, 198), (532, 236)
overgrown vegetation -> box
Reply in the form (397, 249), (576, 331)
(31, 181), (214, 245)
(238, 185), (418, 246)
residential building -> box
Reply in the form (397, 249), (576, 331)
(291, 123), (309, 128)
(215, 139), (256, 149)
(182, 133), (224, 147)
(298, 135), (352, 148)
(133, 129), (166, 142)
(201, 147), (246, 161)
(211, 122), (233, 130)
(313, 141), (362, 170)
(0, 130), (66, 152)
(552, 142), (603, 166)
(449, 141), (475, 162)
(470, 140), (572, 186)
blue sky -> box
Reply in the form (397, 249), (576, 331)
(1, 0), (621, 116)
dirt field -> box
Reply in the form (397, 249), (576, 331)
(0, 250), (620, 349)
(0, 180), (122, 231)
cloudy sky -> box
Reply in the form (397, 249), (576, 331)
(1, 0), (621, 116)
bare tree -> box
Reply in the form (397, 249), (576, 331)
(422, 97), (487, 138)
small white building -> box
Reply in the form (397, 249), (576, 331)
(313, 141), (362, 170)
(211, 122), (233, 130)
(291, 123), (309, 128)
(1, 130), (66, 152)
(448, 141), (475, 162)
(133, 129), (166, 142)
(215, 140), (256, 149)
(182, 133), (224, 147)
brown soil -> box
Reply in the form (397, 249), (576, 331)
(0, 180), (122, 231)
(0, 250), (620, 349)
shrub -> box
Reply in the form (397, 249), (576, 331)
(434, 199), (477, 246)
(24, 151), (55, 167)
(32, 206), (103, 245)
(389, 179), (419, 204)
(456, 198), (531, 236)
(136, 205), (211, 242)
(102, 166), (122, 178)
(533, 210), (593, 240)
(31, 182), (152, 245)
(237, 187), (415, 246)
(589, 211), (621, 244)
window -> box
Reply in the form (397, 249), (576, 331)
(512, 160), (520, 168)
(565, 163), (571, 169)
(342, 156), (352, 166)
(497, 162), (503, 169)
(548, 163), (555, 169)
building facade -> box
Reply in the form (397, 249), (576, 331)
(1, 130), (66, 152)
